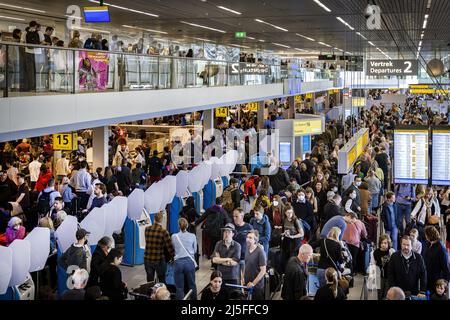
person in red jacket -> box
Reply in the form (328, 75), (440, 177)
(35, 164), (53, 192)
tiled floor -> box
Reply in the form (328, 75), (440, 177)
(120, 221), (378, 300)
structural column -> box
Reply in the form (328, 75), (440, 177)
(287, 96), (295, 119)
(202, 109), (214, 141)
(93, 126), (109, 169)
(257, 100), (266, 130)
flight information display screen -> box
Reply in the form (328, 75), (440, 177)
(393, 127), (429, 184)
(432, 127), (450, 185)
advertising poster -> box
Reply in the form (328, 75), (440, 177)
(79, 51), (109, 91)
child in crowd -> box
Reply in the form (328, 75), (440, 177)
(409, 229), (422, 255)
(60, 177), (76, 214)
(430, 279), (448, 300)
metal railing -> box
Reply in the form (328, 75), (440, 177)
(0, 41), (283, 98)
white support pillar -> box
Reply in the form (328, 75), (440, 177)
(92, 126), (109, 169)
(202, 109), (214, 141)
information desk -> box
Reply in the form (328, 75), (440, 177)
(393, 126), (429, 184)
(432, 127), (450, 186)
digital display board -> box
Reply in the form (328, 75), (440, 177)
(279, 142), (291, 163)
(394, 127), (429, 184)
(84, 6), (111, 23)
(302, 135), (311, 153)
(432, 128), (450, 185)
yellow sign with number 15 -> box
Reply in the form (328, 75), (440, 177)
(53, 133), (77, 151)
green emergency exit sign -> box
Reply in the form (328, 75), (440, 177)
(235, 32), (246, 38)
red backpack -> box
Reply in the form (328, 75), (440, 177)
(244, 177), (257, 197)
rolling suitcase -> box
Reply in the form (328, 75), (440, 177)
(268, 247), (283, 275)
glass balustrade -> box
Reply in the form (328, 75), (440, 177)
(0, 42), (342, 97)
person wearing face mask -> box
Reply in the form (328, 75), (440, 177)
(58, 228), (92, 273)
(281, 205), (304, 272)
(344, 189), (360, 217)
(387, 236), (427, 298)
(345, 176), (362, 213)
(292, 190), (315, 239)
(5, 216), (26, 246)
(87, 236), (114, 288)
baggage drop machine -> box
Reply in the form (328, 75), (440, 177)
(123, 208), (152, 266)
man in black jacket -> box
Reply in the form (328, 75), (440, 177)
(148, 150), (163, 184)
(287, 161), (302, 185)
(322, 194), (342, 226)
(388, 235), (427, 297)
(87, 236), (114, 287)
(281, 244), (313, 300)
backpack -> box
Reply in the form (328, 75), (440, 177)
(26, 30), (40, 47)
(222, 186), (235, 213)
(205, 208), (224, 238)
(244, 178), (257, 197)
(37, 190), (56, 217)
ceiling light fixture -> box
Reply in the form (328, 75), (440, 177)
(422, 14), (429, 29)
(356, 32), (367, 40)
(122, 25), (168, 34)
(272, 43), (291, 48)
(336, 17), (354, 30)
(318, 41), (332, 47)
(254, 19), (288, 32)
(345, 51), (353, 55)
(192, 37), (214, 42)
(217, 5), (242, 15)
(296, 33), (315, 42)
(313, 0), (332, 12)
(258, 39), (266, 42)
(427, 0), (432, 9)
(368, 41), (375, 46)
(89, 0), (158, 17)
(421, 32), (425, 39)
(0, 3), (45, 13)
(65, 14), (82, 20)
(0, 14), (25, 21)
(295, 48), (309, 52)
(246, 36), (255, 40)
(180, 20), (226, 33)
(418, 40), (423, 47)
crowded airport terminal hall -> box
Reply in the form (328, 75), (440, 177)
(0, 0), (450, 311)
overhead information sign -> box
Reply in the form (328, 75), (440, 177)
(432, 128), (450, 185)
(53, 133), (78, 151)
(394, 127), (429, 184)
(410, 89), (450, 94)
(338, 128), (369, 174)
(293, 119), (323, 136)
(215, 108), (229, 118)
(366, 59), (418, 76)
(229, 62), (270, 75)
(245, 102), (259, 112)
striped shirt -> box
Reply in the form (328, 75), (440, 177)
(144, 224), (175, 263)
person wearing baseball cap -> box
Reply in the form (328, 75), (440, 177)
(58, 228), (91, 272)
(212, 223), (241, 285)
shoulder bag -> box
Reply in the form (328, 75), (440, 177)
(175, 233), (198, 269)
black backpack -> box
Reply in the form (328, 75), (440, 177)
(37, 190), (56, 216)
(26, 30), (40, 47)
(205, 208), (224, 239)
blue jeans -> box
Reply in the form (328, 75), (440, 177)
(144, 260), (167, 283)
(396, 203), (411, 235)
(174, 257), (197, 300)
(371, 193), (379, 210)
(386, 227), (398, 251)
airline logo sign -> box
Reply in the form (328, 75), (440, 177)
(229, 62), (270, 75)
(366, 59), (418, 76)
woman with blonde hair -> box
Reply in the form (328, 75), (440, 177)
(257, 176), (273, 198)
(314, 267), (346, 300)
(171, 218), (198, 300)
(305, 187), (318, 216)
(311, 227), (344, 287)
(39, 216), (56, 252)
